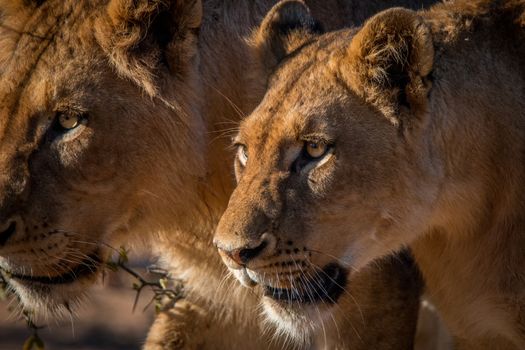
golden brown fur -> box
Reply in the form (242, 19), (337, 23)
(216, 0), (525, 348)
(0, 0), (437, 348)
(213, 1), (442, 349)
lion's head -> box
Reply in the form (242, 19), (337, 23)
(215, 2), (440, 338)
(0, 0), (206, 315)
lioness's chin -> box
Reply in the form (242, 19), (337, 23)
(250, 263), (348, 343)
(2, 251), (103, 316)
(9, 277), (95, 316)
(262, 296), (335, 344)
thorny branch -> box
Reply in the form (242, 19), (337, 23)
(106, 247), (185, 313)
(0, 247), (185, 349)
(1, 273), (45, 349)
(21, 311), (45, 350)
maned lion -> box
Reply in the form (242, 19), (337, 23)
(215, 0), (525, 349)
(0, 0), (436, 348)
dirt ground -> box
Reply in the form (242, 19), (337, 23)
(0, 260), (156, 350)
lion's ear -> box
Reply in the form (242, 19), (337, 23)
(341, 8), (434, 125)
(95, 0), (202, 96)
(252, 0), (323, 74)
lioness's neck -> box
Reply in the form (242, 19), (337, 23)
(413, 7), (525, 345)
(427, 8), (525, 238)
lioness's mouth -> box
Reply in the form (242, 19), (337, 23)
(263, 263), (347, 304)
(7, 252), (102, 285)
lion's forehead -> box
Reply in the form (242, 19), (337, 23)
(0, 2), (104, 144)
(0, 1), (101, 102)
(246, 30), (361, 147)
(242, 60), (341, 149)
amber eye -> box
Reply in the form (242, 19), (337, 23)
(57, 113), (80, 130)
(237, 145), (248, 167)
(305, 141), (328, 158)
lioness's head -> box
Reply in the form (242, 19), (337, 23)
(0, 0), (204, 315)
(215, 2), (438, 337)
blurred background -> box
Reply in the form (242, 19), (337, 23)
(0, 251), (156, 350)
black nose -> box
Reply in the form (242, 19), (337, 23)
(0, 221), (16, 246)
(220, 240), (268, 266)
(238, 240), (268, 264)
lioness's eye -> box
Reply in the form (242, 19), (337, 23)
(51, 111), (88, 142)
(57, 113), (80, 130)
(292, 140), (333, 173)
(237, 145), (248, 167)
(305, 142), (328, 159)
(53, 112), (88, 133)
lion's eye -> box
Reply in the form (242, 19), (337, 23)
(305, 141), (328, 158)
(57, 113), (80, 130)
(237, 145), (248, 167)
(50, 111), (88, 142)
(292, 139), (333, 173)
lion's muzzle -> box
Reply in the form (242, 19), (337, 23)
(0, 216), (102, 285)
(215, 232), (277, 269)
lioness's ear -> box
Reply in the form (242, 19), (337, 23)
(95, 0), (202, 96)
(341, 8), (434, 125)
(252, 0), (323, 74)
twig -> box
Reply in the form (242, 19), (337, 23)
(106, 247), (185, 313)
(0, 246), (185, 349)
(1, 272), (45, 350)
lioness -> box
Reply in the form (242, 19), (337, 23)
(215, 0), (525, 349)
(0, 0), (435, 348)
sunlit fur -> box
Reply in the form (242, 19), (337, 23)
(217, 1), (525, 349)
(213, 2), (451, 348)
(0, 0), (440, 348)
